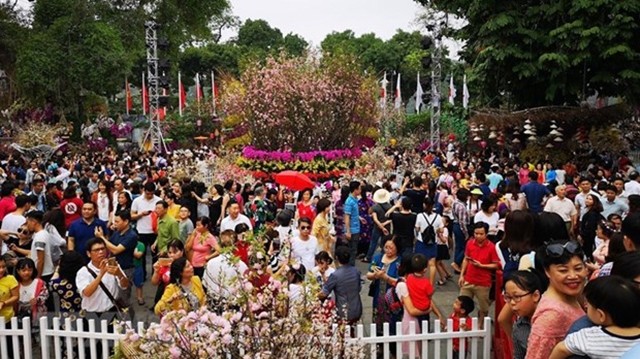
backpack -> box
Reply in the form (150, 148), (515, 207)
(420, 213), (438, 244)
(384, 277), (405, 315)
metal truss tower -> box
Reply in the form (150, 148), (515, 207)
(428, 13), (447, 152)
(141, 21), (168, 153)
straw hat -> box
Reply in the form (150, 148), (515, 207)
(373, 189), (391, 204)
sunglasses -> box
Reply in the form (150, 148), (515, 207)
(300, 226), (311, 230)
(545, 241), (582, 258)
(18, 229), (30, 235)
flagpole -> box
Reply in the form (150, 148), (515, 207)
(196, 73), (201, 116)
(178, 72), (183, 117)
(125, 77), (130, 116)
(142, 72), (146, 116)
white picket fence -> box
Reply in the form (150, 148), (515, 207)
(0, 316), (492, 359)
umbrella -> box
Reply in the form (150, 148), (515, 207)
(274, 170), (315, 191)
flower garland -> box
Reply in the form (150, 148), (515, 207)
(241, 146), (362, 163)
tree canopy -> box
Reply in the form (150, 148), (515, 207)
(416, 0), (640, 107)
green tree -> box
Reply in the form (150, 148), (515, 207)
(282, 33), (308, 57)
(237, 19), (283, 52)
(0, 3), (28, 105)
(415, 0), (640, 107)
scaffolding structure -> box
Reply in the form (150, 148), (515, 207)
(428, 13), (447, 152)
(141, 21), (168, 153)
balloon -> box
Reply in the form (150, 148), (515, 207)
(390, 138), (397, 147)
(448, 133), (456, 141)
(479, 141), (487, 149)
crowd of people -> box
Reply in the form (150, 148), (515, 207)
(0, 144), (640, 358)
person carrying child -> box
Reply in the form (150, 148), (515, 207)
(550, 276), (640, 359)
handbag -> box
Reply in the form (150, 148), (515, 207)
(86, 266), (129, 318)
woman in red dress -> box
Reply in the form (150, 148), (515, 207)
(296, 188), (316, 224)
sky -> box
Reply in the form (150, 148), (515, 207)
(15, 0), (463, 55)
(224, 0), (425, 46)
(16, 0), (425, 45)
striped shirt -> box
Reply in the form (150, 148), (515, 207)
(564, 326), (640, 359)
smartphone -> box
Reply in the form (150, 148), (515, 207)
(107, 257), (117, 266)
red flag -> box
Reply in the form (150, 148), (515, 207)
(158, 88), (167, 120)
(178, 72), (187, 116)
(142, 73), (149, 115)
(125, 78), (133, 115)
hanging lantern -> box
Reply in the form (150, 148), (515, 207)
(488, 131), (497, 139)
(549, 129), (561, 136)
(513, 130), (520, 136)
(524, 124), (532, 130)
(550, 124), (558, 129)
(554, 136), (563, 142)
(473, 136), (482, 142)
(525, 119), (532, 124)
(528, 135), (537, 141)
(490, 126), (497, 131)
(546, 143), (554, 148)
(513, 138), (521, 144)
(497, 141), (505, 146)
(557, 127), (564, 132)
(524, 129), (534, 135)
(479, 140), (488, 149)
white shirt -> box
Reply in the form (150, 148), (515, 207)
(554, 169), (566, 185)
(290, 235), (319, 271)
(220, 214), (253, 233)
(96, 192), (110, 222)
(131, 195), (161, 234)
(544, 196), (578, 222)
(203, 254), (248, 298)
(473, 211), (500, 235)
(0, 212), (25, 233)
(76, 262), (126, 312)
(31, 230), (54, 277)
(415, 212), (444, 242)
(624, 180), (640, 196)
(19, 280), (37, 303)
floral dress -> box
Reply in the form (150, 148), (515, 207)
(358, 197), (374, 248)
(51, 278), (83, 320)
(334, 200), (346, 243)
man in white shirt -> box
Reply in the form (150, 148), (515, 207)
(544, 185), (578, 237)
(130, 182), (161, 279)
(624, 172), (640, 196)
(76, 237), (130, 328)
(25, 210), (55, 312)
(290, 218), (319, 271)
(220, 201), (253, 232)
(25, 211), (54, 281)
(203, 231), (248, 299)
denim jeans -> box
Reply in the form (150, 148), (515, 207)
(365, 229), (382, 260)
(453, 223), (466, 266)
